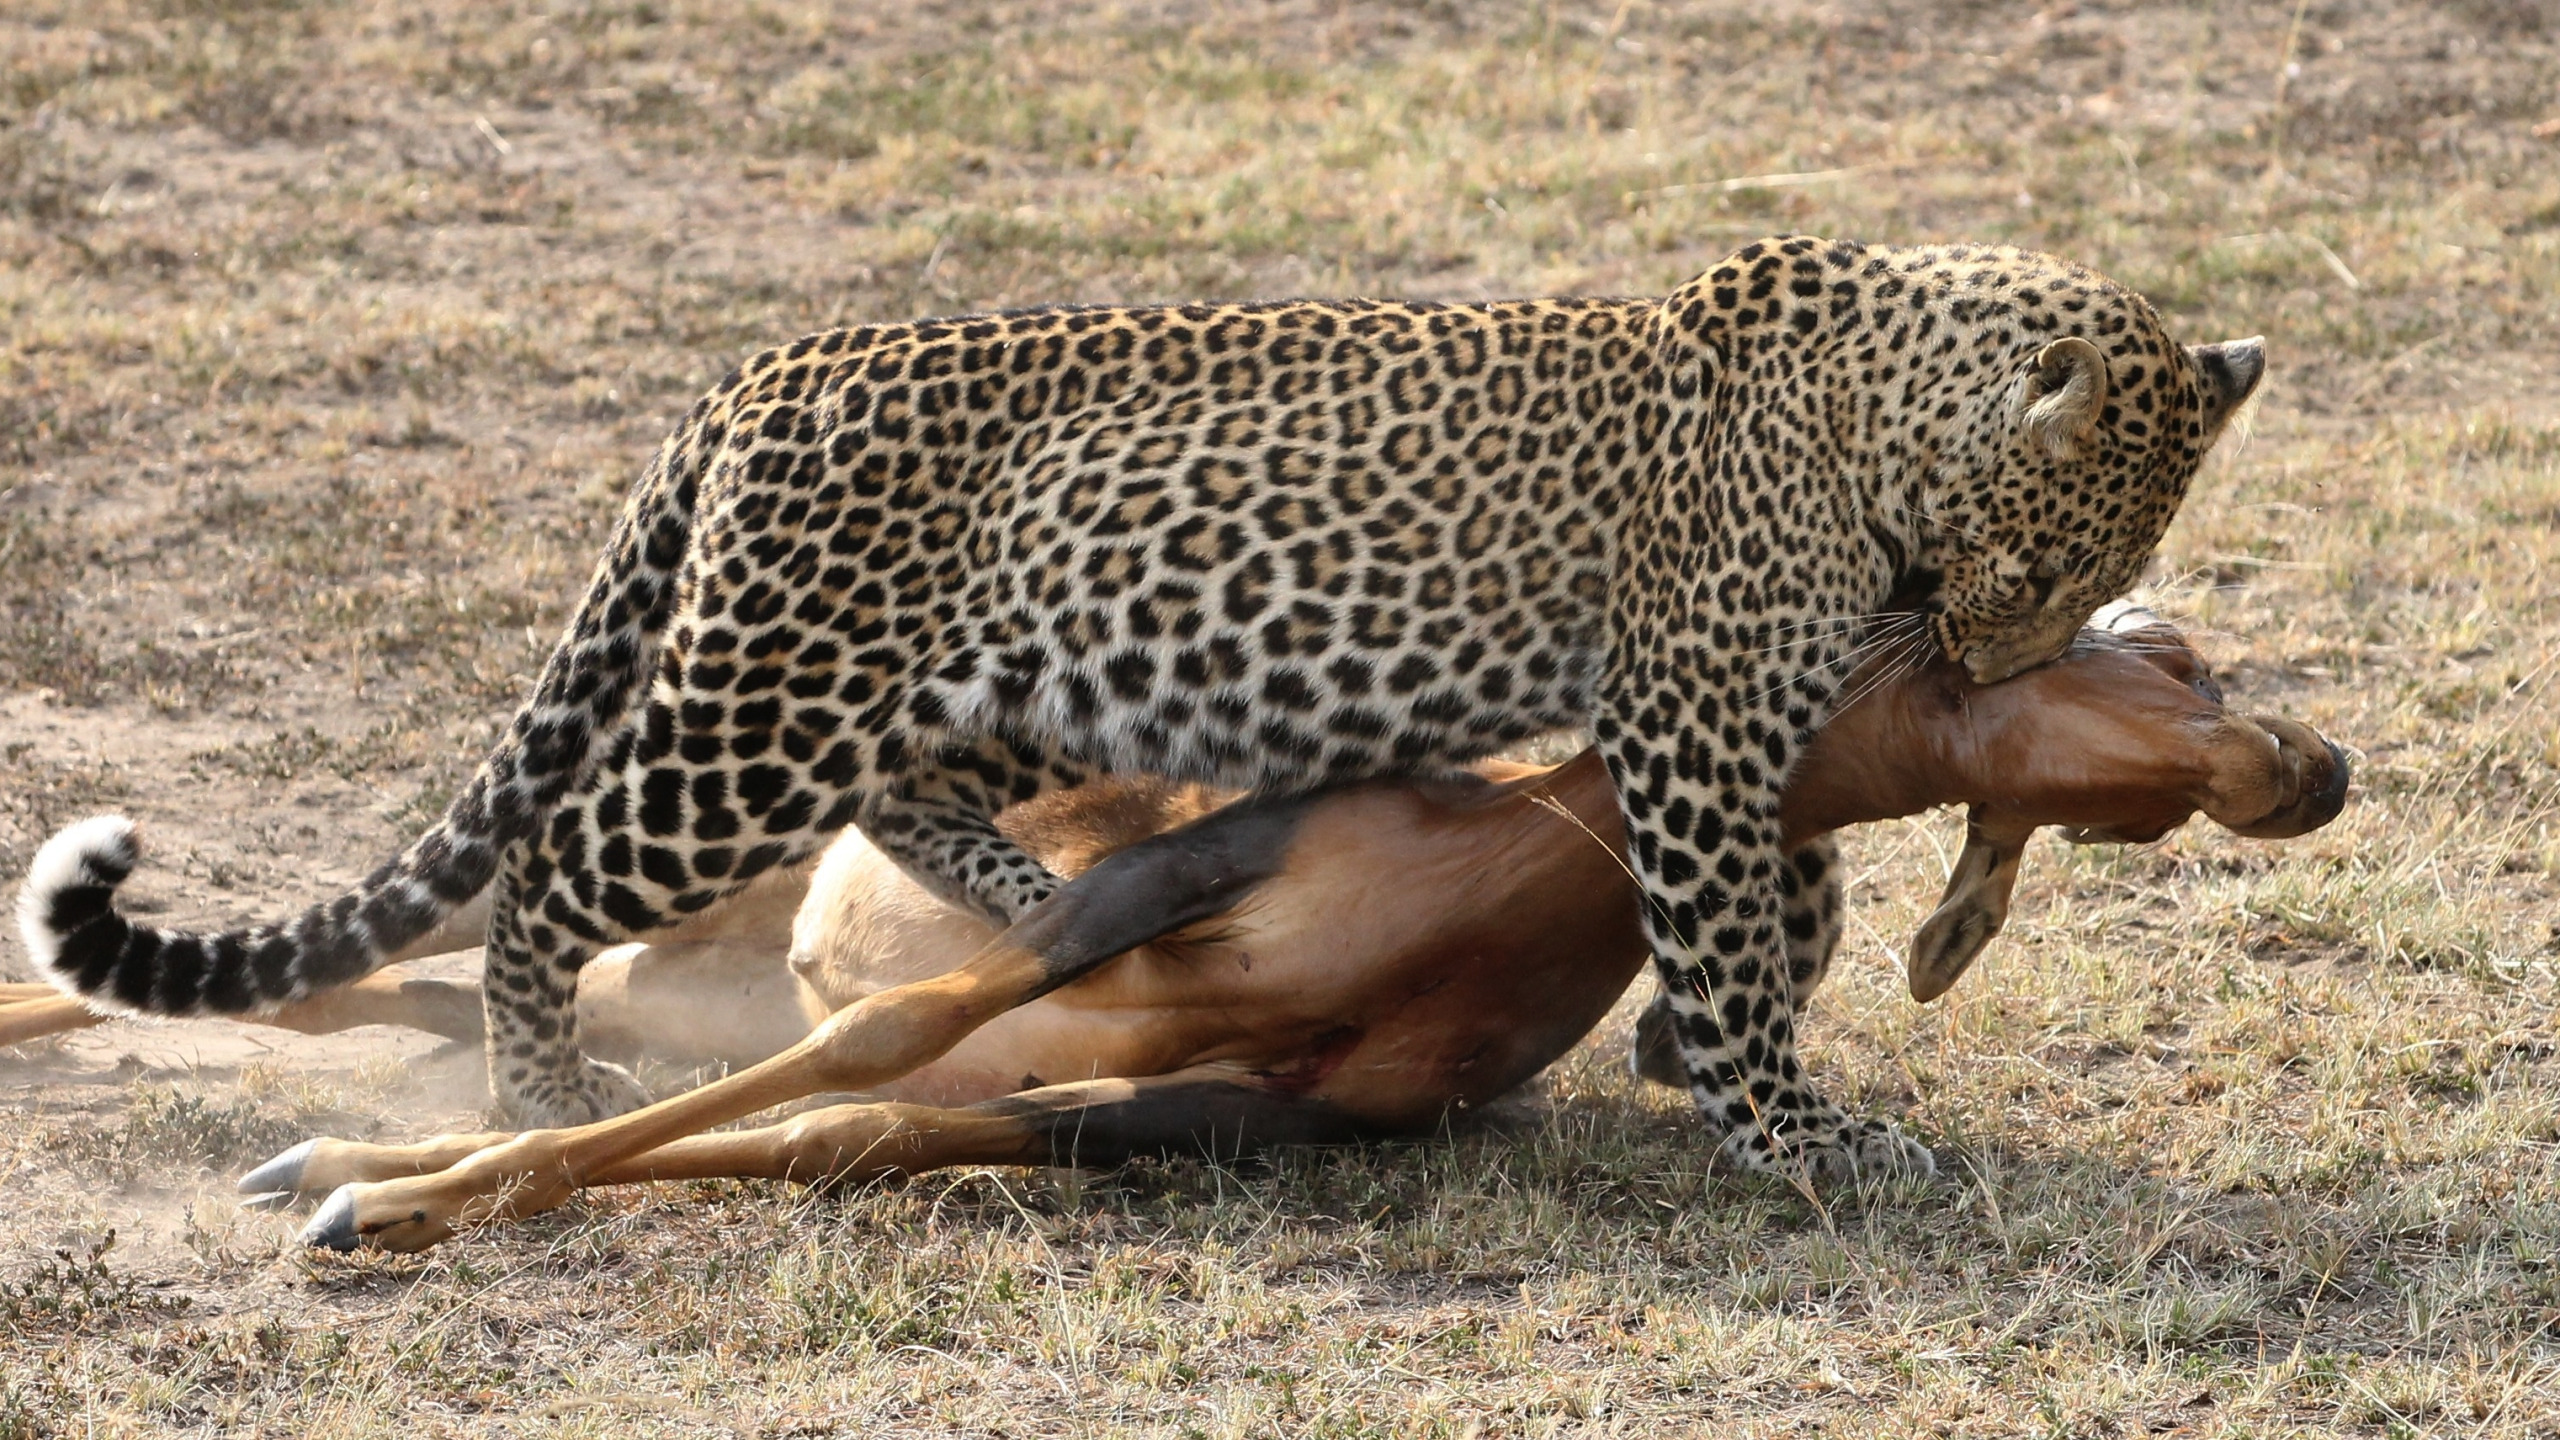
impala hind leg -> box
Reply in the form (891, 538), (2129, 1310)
(294, 1068), (1355, 1251)
(249, 789), (1315, 1251)
(586, 1067), (1362, 1187)
(3, 972), (482, 1051)
(0, 990), (102, 1047)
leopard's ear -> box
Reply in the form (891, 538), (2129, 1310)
(2012, 336), (2109, 461)
(1907, 812), (2028, 1002)
(2187, 336), (2266, 436)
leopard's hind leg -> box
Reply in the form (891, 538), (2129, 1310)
(479, 704), (1090, 1125)
(475, 666), (851, 1124)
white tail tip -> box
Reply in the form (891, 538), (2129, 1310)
(17, 815), (141, 984)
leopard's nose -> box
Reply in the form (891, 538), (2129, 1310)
(1962, 642), (2063, 685)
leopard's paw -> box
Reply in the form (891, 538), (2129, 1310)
(1716, 1112), (1935, 1187)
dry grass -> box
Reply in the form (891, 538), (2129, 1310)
(1, 0), (2557, 1434)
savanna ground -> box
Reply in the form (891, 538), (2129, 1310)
(0, 0), (2555, 1433)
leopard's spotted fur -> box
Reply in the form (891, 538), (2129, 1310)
(22, 235), (2263, 1179)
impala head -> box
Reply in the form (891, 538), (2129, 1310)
(1897, 604), (2348, 1001)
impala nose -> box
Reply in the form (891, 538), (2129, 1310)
(2226, 722), (2353, 840)
(2293, 736), (2352, 830)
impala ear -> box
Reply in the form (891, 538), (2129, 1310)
(2187, 335), (2266, 436)
(2014, 336), (2109, 461)
(1908, 813), (2028, 1002)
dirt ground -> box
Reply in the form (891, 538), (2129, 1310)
(2, 0), (2557, 1434)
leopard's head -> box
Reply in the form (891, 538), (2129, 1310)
(1653, 238), (2263, 684)
(1912, 268), (2261, 682)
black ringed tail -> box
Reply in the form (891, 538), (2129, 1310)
(12, 400), (721, 1017)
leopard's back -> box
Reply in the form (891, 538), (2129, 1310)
(690, 295), (1655, 792)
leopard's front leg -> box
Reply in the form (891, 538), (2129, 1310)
(1599, 709), (1934, 1186)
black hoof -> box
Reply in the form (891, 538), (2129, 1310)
(301, 1187), (363, 1252)
(238, 1138), (316, 1197)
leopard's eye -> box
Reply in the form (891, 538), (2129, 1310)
(2024, 570), (2060, 608)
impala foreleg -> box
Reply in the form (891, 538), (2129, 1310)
(1907, 812), (2029, 1003)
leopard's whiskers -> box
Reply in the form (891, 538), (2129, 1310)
(1764, 610), (1921, 635)
(1740, 613), (1930, 706)
(1830, 626), (1941, 718)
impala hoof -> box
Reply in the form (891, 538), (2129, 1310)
(238, 1138), (316, 1197)
(301, 1188), (363, 1252)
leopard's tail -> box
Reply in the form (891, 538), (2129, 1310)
(16, 398), (724, 1018)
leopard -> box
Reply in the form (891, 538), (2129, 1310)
(19, 235), (2264, 1182)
